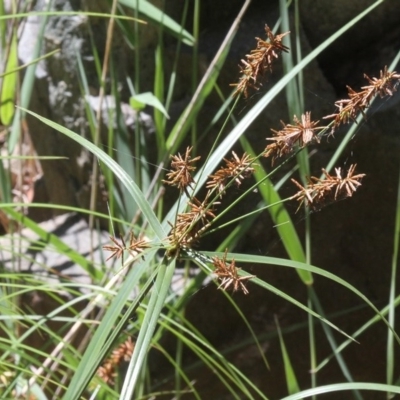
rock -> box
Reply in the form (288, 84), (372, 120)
(299, 0), (400, 91)
(0, 213), (111, 295)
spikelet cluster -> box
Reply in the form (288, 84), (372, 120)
(212, 249), (254, 295)
(103, 231), (150, 265)
(291, 165), (365, 211)
(264, 112), (324, 164)
(231, 25), (289, 98)
(325, 66), (400, 133)
(97, 337), (134, 386)
(163, 147), (257, 293)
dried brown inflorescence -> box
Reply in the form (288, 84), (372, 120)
(206, 151), (256, 195)
(291, 164), (365, 211)
(103, 232), (150, 264)
(212, 249), (254, 295)
(262, 68), (400, 163)
(164, 147), (256, 258)
(162, 146), (201, 195)
(103, 235), (126, 262)
(97, 337), (135, 386)
(325, 66), (400, 133)
(231, 25), (289, 98)
(167, 194), (218, 250)
(264, 112), (324, 164)
(103, 62), (395, 295)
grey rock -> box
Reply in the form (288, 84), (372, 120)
(0, 213), (110, 294)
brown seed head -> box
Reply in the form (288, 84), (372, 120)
(206, 151), (256, 195)
(231, 25), (290, 98)
(264, 112), (323, 164)
(212, 249), (255, 295)
(324, 66), (400, 133)
(163, 146), (201, 194)
(291, 164), (365, 211)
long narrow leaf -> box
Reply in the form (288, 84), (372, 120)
(281, 382), (400, 400)
(387, 166), (400, 385)
(118, 0), (194, 45)
(1, 207), (99, 278)
(276, 316), (300, 395)
(240, 136), (312, 284)
(203, 251), (400, 344)
(8, 3), (53, 152)
(18, 108), (166, 241)
(165, 0), (251, 153)
(0, 30), (17, 125)
(120, 258), (176, 399)
(62, 250), (158, 400)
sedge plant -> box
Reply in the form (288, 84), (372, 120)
(1, 1), (400, 399)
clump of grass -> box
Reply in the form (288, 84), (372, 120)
(4, 2), (400, 398)
(102, 23), (400, 318)
(102, 27), (400, 301)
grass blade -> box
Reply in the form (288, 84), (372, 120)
(62, 251), (158, 400)
(240, 136), (312, 284)
(280, 382), (400, 400)
(18, 107), (166, 241)
(0, 31), (18, 125)
(118, 0), (195, 45)
(275, 315), (300, 395)
(120, 258), (176, 399)
(204, 251), (400, 344)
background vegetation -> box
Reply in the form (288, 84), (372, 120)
(0, 0), (400, 399)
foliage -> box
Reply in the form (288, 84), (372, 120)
(1, 0), (400, 399)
